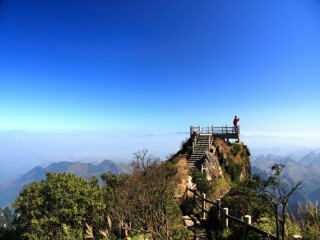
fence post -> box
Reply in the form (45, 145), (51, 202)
(244, 215), (251, 239)
(201, 164), (204, 174)
(202, 193), (206, 219)
(223, 208), (228, 229)
(199, 126), (201, 134)
(216, 199), (221, 225)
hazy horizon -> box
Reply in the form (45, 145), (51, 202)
(1, 129), (319, 181)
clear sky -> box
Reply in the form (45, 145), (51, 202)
(1, 0), (320, 134)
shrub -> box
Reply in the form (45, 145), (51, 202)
(232, 144), (241, 156)
(243, 145), (251, 156)
(180, 198), (195, 216)
(217, 228), (232, 239)
(12, 172), (108, 239)
(225, 162), (242, 182)
(189, 168), (213, 194)
(294, 201), (320, 240)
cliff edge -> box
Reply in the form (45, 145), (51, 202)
(169, 137), (251, 200)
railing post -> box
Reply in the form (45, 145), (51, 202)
(190, 126), (194, 138)
(193, 189), (196, 204)
(244, 215), (251, 239)
(223, 208), (228, 229)
(199, 126), (201, 134)
(202, 193), (206, 219)
(216, 199), (221, 226)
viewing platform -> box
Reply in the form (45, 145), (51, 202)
(187, 125), (240, 168)
(190, 125), (240, 143)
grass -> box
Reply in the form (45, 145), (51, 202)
(210, 175), (230, 199)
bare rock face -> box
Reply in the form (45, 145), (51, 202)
(216, 145), (229, 166)
(203, 152), (223, 182)
(241, 153), (251, 179)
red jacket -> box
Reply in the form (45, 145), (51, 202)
(233, 118), (239, 125)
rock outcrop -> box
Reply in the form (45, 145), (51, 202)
(170, 137), (252, 200)
(203, 153), (223, 182)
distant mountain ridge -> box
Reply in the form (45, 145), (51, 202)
(251, 152), (320, 209)
(0, 159), (124, 208)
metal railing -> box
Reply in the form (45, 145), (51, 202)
(191, 125), (239, 135)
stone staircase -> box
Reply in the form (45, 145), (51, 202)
(188, 134), (211, 168)
(183, 215), (213, 240)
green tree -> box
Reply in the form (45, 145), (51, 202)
(251, 164), (303, 240)
(101, 171), (127, 202)
(13, 172), (108, 239)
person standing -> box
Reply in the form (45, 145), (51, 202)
(233, 116), (240, 132)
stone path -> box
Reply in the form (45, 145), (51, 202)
(182, 215), (213, 240)
(188, 134), (211, 168)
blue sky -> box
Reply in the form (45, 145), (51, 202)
(1, 0), (320, 134)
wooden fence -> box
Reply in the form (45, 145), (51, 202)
(185, 188), (302, 240)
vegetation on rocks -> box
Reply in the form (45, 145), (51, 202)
(1, 149), (192, 240)
(189, 168), (212, 194)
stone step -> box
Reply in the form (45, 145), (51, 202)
(188, 135), (211, 169)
